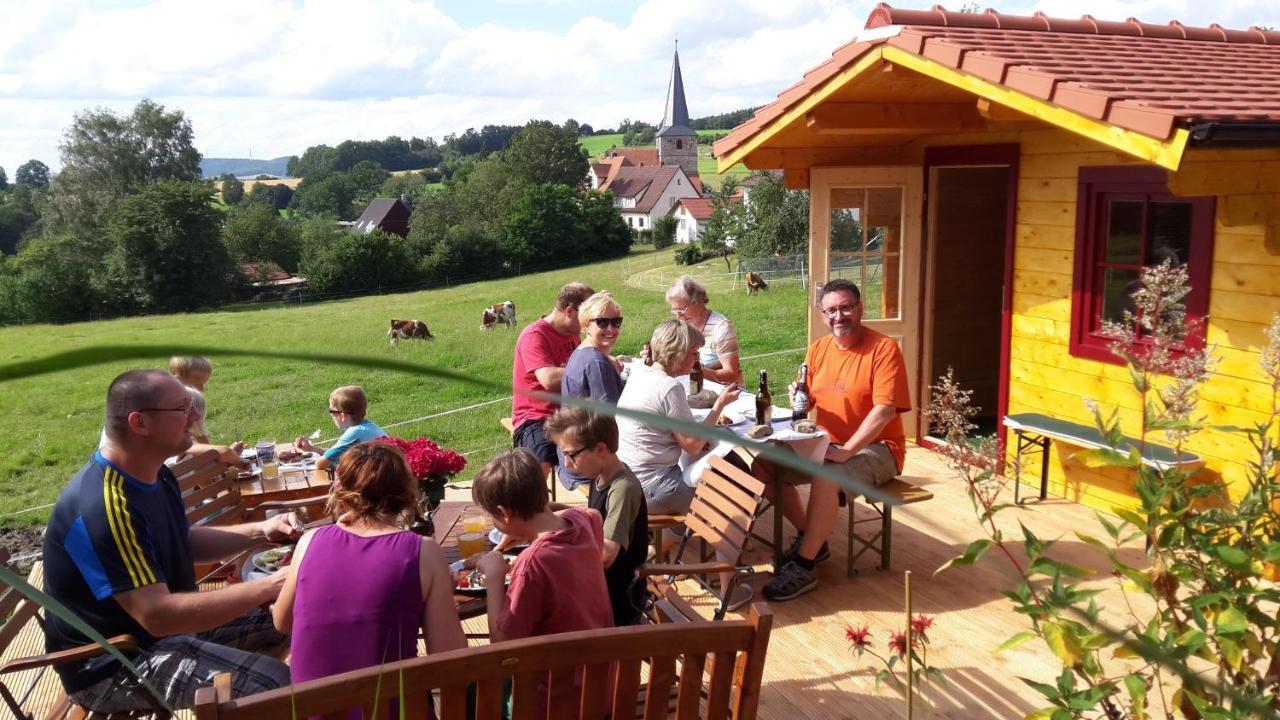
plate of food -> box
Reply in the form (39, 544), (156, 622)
(717, 411), (749, 427)
(251, 547), (294, 574)
(450, 555), (517, 595)
(488, 528), (532, 551)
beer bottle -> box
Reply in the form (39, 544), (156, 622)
(792, 363), (811, 421)
(642, 342), (653, 366)
(689, 360), (704, 395)
(756, 370), (773, 426)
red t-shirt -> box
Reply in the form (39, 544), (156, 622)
(512, 317), (579, 427)
(499, 508), (612, 640)
(807, 329), (912, 472)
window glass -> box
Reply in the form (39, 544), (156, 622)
(1148, 201), (1192, 267)
(828, 186), (902, 321)
(1104, 200), (1143, 263)
(1100, 268), (1139, 325)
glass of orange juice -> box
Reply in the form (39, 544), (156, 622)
(461, 513), (487, 534)
(457, 531), (487, 559)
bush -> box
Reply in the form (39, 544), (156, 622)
(5, 234), (103, 322)
(652, 214), (677, 249)
(637, 229), (653, 244)
(299, 227), (420, 294)
(674, 244), (706, 266)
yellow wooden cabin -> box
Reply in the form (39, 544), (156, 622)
(714, 3), (1280, 512)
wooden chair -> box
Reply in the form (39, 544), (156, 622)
(640, 456), (766, 621)
(194, 603), (774, 720)
(0, 551), (170, 720)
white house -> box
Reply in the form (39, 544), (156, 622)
(601, 165), (700, 231)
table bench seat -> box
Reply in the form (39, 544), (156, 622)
(842, 477), (934, 576)
(1003, 412), (1204, 504)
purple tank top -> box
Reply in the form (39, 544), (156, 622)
(289, 524), (425, 683)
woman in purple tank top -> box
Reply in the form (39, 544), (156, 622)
(272, 442), (465, 706)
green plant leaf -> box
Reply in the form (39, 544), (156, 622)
(1218, 636), (1244, 670)
(1123, 673), (1147, 718)
(935, 538), (992, 574)
(1212, 545), (1250, 570)
(1215, 606), (1248, 636)
(994, 631), (1038, 654)
(1022, 709), (1057, 720)
(1072, 447), (1139, 469)
(1043, 623), (1083, 666)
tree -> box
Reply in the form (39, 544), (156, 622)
(294, 172), (357, 219)
(246, 182), (293, 212)
(220, 174), (244, 205)
(98, 180), (232, 313)
(347, 160), (390, 208)
(505, 120), (589, 187)
(3, 234), (102, 322)
(44, 99), (202, 236)
(15, 160), (49, 188)
(504, 183), (582, 268)
(222, 202), (300, 272)
(0, 185), (40, 255)
(579, 189), (632, 259)
(0, 167), (7, 191)
(299, 226), (419, 294)
(735, 172), (809, 259)
(652, 213), (677, 249)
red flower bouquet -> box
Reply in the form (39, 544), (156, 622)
(377, 436), (466, 509)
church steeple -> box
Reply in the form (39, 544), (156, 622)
(657, 41), (699, 179)
(658, 43), (694, 138)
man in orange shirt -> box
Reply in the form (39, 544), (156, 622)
(760, 278), (911, 601)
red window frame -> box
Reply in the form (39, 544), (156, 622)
(1069, 166), (1215, 365)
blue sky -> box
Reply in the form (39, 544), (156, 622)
(0, 0), (1276, 173)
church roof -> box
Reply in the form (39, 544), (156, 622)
(658, 47), (696, 138)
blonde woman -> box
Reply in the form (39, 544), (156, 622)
(557, 291), (626, 487)
(666, 275), (743, 386)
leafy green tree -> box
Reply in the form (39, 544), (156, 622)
(44, 99), (202, 236)
(5, 234), (103, 322)
(246, 182), (293, 212)
(380, 172), (429, 207)
(222, 202), (301, 272)
(299, 226), (419, 294)
(0, 167), (7, 191)
(504, 183), (582, 268)
(420, 224), (505, 284)
(347, 160), (390, 208)
(505, 120), (589, 187)
(652, 213), (677, 249)
(294, 172), (357, 219)
(98, 181), (231, 313)
(287, 145), (337, 179)
(736, 172), (809, 259)
(0, 185), (41, 255)
(698, 179), (745, 269)
(220, 174), (244, 205)
(579, 189), (632, 259)
(15, 160), (49, 188)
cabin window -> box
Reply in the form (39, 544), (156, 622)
(1069, 166), (1215, 365)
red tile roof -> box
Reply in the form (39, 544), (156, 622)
(604, 166), (682, 213)
(603, 147), (660, 166)
(715, 3), (1280, 158)
(674, 197), (716, 220)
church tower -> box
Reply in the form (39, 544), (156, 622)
(657, 44), (699, 179)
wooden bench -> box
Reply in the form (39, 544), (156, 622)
(193, 603), (773, 720)
(1003, 412), (1204, 505)
(841, 478), (934, 576)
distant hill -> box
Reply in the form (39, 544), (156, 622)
(200, 157), (293, 179)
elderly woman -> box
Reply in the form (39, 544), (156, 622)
(557, 291), (626, 488)
(616, 319), (738, 515)
(666, 276), (743, 386)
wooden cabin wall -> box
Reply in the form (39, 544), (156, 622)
(997, 130), (1280, 512)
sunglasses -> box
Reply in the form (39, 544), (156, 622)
(591, 317), (624, 329)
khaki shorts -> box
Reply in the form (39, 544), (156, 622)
(735, 442), (898, 498)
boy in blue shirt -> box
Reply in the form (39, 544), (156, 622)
(294, 385), (385, 470)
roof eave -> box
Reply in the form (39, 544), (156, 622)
(1189, 122), (1280, 148)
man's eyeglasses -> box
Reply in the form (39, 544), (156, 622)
(591, 317), (624, 329)
(822, 303), (861, 319)
(561, 446), (590, 463)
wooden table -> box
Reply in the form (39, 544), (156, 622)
(432, 501), (493, 620)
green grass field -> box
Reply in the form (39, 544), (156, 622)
(0, 248), (809, 527)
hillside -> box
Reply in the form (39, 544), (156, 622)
(200, 156), (293, 179)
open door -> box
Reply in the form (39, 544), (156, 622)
(808, 167), (924, 437)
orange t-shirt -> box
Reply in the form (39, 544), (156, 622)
(806, 329), (912, 472)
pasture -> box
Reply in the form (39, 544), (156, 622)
(0, 248), (808, 527)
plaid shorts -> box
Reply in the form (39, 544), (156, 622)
(70, 608), (290, 714)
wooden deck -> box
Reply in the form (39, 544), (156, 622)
(3, 444), (1147, 719)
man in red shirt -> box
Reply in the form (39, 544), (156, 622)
(759, 278), (911, 601)
(511, 282), (594, 478)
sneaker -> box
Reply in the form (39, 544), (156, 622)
(763, 561), (818, 601)
(782, 535), (831, 564)
(723, 584), (754, 612)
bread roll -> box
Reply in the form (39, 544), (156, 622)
(747, 424), (773, 439)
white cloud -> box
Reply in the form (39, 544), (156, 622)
(0, 0), (1274, 173)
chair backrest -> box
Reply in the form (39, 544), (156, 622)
(183, 468), (244, 529)
(0, 550), (45, 719)
(682, 456), (766, 566)
(194, 604), (773, 720)
(172, 449), (228, 493)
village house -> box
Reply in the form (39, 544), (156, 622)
(671, 193), (742, 244)
(351, 196), (411, 238)
(715, 2), (1280, 514)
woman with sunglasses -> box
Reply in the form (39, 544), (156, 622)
(666, 275), (743, 386)
(557, 292), (626, 488)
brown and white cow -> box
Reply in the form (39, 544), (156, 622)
(745, 271), (769, 295)
(480, 300), (517, 330)
(388, 319), (434, 345)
